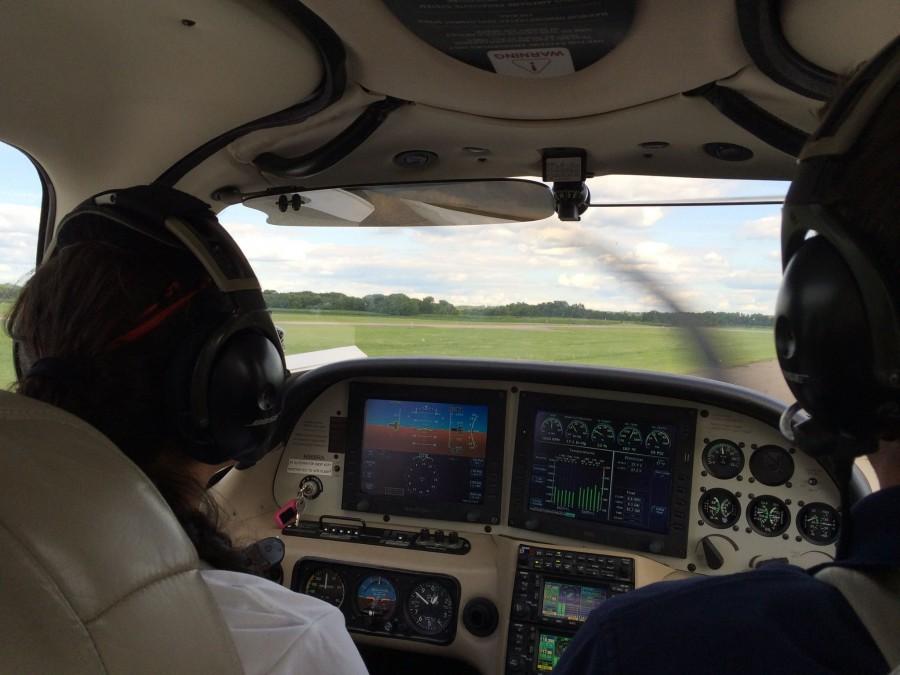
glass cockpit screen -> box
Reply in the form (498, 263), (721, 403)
(361, 399), (488, 504)
(528, 410), (675, 533)
(509, 392), (695, 557)
(343, 383), (506, 524)
(541, 580), (608, 623)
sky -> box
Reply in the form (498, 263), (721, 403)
(0, 142), (788, 313)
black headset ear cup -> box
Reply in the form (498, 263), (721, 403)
(205, 331), (285, 463)
(776, 236), (876, 437)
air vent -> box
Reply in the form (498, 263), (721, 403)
(703, 142), (754, 162)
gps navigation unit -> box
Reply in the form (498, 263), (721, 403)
(343, 383), (506, 524)
(509, 392), (696, 557)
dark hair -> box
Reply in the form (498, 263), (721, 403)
(6, 234), (253, 572)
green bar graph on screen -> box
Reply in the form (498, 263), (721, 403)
(553, 484), (604, 512)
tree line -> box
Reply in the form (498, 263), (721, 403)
(263, 291), (773, 327)
(1, 284), (772, 327)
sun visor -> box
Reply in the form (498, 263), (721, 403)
(382, 0), (635, 78)
(244, 180), (556, 227)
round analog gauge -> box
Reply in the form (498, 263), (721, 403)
(357, 576), (398, 618)
(590, 422), (616, 449)
(798, 502), (840, 545)
(406, 454), (438, 497)
(304, 568), (346, 608)
(645, 430), (672, 452)
(699, 488), (741, 528)
(565, 419), (590, 446)
(617, 425), (643, 448)
(702, 439), (745, 480)
(749, 445), (794, 486)
(405, 580), (454, 635)
(540, 416), (564, 441)
(747, 495), (791, 536)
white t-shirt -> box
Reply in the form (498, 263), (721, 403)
(201, 569), (369, 675)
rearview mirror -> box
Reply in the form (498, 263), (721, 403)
(243, 179), (555, 227)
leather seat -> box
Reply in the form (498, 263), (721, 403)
(0, 391), (244, 674)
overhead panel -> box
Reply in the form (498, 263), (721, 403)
(382, 0), (635, 79)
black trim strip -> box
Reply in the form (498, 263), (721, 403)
(686, 83), (808, 156)
(272, 357), (871, 505)
(26, 150), (56, 265)
(253, 97), (408, 178)
(155, 0), (347, 187)
(736, 0), (837, 101)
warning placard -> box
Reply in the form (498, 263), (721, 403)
(488, 47), (575, 78)
(287, 457), (333, 476)
(383, 0), (635, 78)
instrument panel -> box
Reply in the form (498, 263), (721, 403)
(292, 558), (460, 644)
(274, 370), (842, 576)
(225, 359), (852, 674)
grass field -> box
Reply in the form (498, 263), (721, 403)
(0, 308), (776, 390)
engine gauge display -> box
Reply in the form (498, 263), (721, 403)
(617, 425), (643, 449)
(699, 488), (741, 528)
(405, 580), (454, 635)
(590, 422), (615, 449)
(701, 439), (744, 479)
(565, 419), (590, 446)
(304, 568), (346, 608)
(747, 495), (791, 536)
(645, 430), (671, 451)
(357, 576), (398, 618)
(798, 502), (840, 545)
(540, 416), (564, 442)
(749, 445), (794, 486)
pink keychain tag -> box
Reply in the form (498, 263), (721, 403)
(274, 499), (298, 528)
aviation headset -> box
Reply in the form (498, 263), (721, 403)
(776, 36), (900, 457)
(13, 185), (287, 467)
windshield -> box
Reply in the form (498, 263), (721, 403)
(219, 176), (790, 399)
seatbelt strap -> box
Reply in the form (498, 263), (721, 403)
(815, 566), (900, 673)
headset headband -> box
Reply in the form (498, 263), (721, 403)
(48, 186), (261, 295)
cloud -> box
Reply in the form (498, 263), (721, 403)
(0, 202), (40, 283)
(0, 177), (785, 316)
(741, 215), (780, 240)
(558, 272), (615, 290)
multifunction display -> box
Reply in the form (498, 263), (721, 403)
(537, 632), (572, 672)
(343, 384), (506, 524)
(541, 580), (607, 623)
(361, 399), (488, 504)
(528, 410), (676, 533)
(509, 392), (696, 558)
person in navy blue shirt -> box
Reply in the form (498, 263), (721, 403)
(554, 40), (900, 675)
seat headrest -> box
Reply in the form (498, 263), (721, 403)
(0, 391), (243, 674)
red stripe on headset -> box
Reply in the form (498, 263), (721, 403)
(109, 282), (205, 347)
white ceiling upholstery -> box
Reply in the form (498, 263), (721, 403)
(1, 0), (896, 216)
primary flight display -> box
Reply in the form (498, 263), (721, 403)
(360, 398), (489, 504)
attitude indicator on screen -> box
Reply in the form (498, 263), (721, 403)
(361, 399), (489, 504)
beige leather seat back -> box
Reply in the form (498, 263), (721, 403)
(0, 391), (244, 674)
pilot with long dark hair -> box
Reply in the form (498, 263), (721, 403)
(6, 188), (368, 674)
(554, 39), (900, 675)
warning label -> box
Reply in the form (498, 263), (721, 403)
(383, 0), (635, 77)
(287, 457), (333, 476)
(488, 47), (575, 78)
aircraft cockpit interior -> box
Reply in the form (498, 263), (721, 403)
(1, 1), (897, 674)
